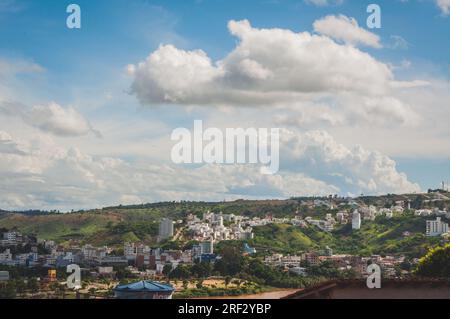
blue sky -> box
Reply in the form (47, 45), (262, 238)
(2, 0), (450, 73)
(0, 0), (449, 210)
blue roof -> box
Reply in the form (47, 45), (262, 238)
(114, 280), (174, 293)
(244, 243), (256, 254)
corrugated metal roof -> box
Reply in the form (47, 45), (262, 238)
(114, 280), (174, 292)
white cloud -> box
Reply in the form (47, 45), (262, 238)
(0, 131), (26, 155)
(437, 0), (450, 15)
(0, 131), (338, 210)
(129, 19), (392, 108)
(335, 93), (420, 126)
(274, 92), (420, 128)
(0, 58), (46, 106)
(388, 35), (409, 50)
(0, 19), (444, 211)
(313, 15), (382, 48)
(0, 58), (44, 75)
(280, 130), (421, 195)
(128, 19), (441, 137)
(0, 101), (101, 137)
(0, 128), (419, 210)
(128, 44), (222, 105)
(28, 102), (101, 137)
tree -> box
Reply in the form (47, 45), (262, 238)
(0, 281), (16, 299)
(15, 279), (26, 297)
(308, 261), (340, 278)
(339, 268), (357, 280)
(116, 267), (132, 280)
(400, 260), (412, 272)
(196, 279), (204, 289)
(88, 287), (97, 298)
(415, 244), (450, 278)
(27, 277), (39, 293)
(169, 264), (192, 279)
(224, 276), (232, 288)
(162, 264), (173, 277)
(59, 283), (66, 299)
(192, 262), (212, 278)
(214, 246), (245, 276)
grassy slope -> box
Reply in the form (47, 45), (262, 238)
(0, 209), (161, 245)
(249, 214), (443, 258)
(250, 224), (316, 252)
(0, 212), (116, 240)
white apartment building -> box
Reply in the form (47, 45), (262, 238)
(426, 217), (449, 237)
(124, 242), (137, 260)
(3, 232), (18, 241)
(159, 218), (174, 240)
(264, 254), (302, 267)
(352, 210), (361, 230)
(82, 244), (98, 260)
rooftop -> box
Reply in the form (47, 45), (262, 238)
(114, 280), (174, 293)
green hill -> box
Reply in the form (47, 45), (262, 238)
(0, 200), (301, 245)
(249, 214), (442, 258)
(0, 199), (446, 257)
(0, 209), (163, 245)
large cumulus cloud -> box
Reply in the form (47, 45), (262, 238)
(127, 19), (422, 127)
(128, 19), (393, 106)
(280, 130), (420, 195)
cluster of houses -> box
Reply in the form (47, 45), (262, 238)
(0, 232), (219, 278)
(304, 214), (336, 232)
(123, 241), (217, 273)
(186, 211), (254, 241)
(286, 200), (409, 233)
(263, 252), (411, 279)
(296, 199), (450, 236)
(1, 231), (25, 246)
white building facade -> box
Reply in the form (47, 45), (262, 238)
(159, 218), (174, 240)
(426, 217), (449, 237)
(352, 210), (361, 230)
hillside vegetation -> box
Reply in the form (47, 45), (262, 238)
(250, 213), (441, 258)
(0, 198), (446, 257)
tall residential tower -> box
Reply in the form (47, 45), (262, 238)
(159, 218), (174, 240)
